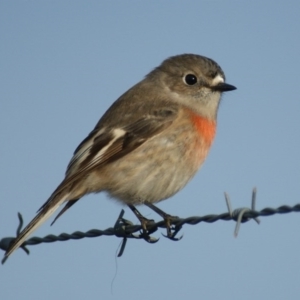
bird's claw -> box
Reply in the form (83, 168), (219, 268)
(162, 232), (183, 241)
(161, 215), (183, 241)
(138, 231), (160, 243)
(162, 224), (183, 241)
(137, 217), (159, 243)
(128, 225), (159, 243)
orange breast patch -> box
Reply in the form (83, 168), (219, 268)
(189, 112), (216, 146)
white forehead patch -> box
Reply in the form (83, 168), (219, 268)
(212, 74), (224, 85)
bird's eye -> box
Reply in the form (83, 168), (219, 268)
(184, 74), (197, 85)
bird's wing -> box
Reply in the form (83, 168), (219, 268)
(3, 108), (178, 259)
(41, 107), (178, 211)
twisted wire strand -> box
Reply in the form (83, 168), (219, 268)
(0, 189), (300, 263)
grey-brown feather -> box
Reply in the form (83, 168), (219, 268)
(38, 107), (178, 218)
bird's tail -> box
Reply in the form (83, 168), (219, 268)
(4, 193), (70, 260)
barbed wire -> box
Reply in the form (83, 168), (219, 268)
(1, 188), (300, 264)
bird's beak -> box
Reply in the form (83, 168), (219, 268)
(212, 83), (237, 92)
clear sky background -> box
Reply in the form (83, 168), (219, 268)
(1, 1), (300, 299)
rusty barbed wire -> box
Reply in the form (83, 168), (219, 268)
(1, 188), (300, 264)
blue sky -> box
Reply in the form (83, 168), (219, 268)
(1, 1), (300, 299)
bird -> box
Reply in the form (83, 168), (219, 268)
(4, 53), (236, 260)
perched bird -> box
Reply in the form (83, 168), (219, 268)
(4, 54), (236, 259)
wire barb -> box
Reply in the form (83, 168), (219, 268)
(225, 188), (260, 237)
(1, 188), (300, 263)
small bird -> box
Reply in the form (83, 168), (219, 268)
(4, 54), (236, 259)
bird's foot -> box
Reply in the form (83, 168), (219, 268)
(161, 214), (183, 241)
(127, 204), (159, 243)
(144, 202), (183, 241)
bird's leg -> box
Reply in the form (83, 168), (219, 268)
(127, 204), (159, 243)
(144, 202), (183, 241)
